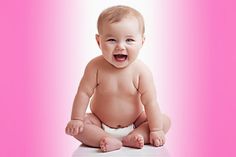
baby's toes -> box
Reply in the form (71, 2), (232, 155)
(134, 135), (144, 148)
(100, 137), (122, 152)
(100, 139), (107, 152)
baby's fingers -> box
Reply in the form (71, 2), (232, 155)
(153, 138), (161, 147)
(157, 136), (165, 146)
(161, 136), (166, 145)
(78, 125), (83, 132)
(71, 125), (83, 135)
(65, 126), (73, 135)
(72, 127), (79, 135)
(150, 136), (160, 147)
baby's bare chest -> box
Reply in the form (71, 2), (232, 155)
(96, 70), (138, 96)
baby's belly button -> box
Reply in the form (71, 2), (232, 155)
(109, 123), (131, 128)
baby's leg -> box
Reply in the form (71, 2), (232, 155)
(122, 112), (171, 148)
(73, 113), (122, 152)
(122, 121), (149, 148)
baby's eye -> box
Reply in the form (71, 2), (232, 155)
(126, 38), (135, 42)
(106, 39), (116, 42)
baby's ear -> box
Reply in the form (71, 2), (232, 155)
(95, 34), (100, 47)
(142, 36), (146, 45)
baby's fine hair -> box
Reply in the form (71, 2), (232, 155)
(97, 5), (145, 35)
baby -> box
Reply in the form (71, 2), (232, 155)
(65, 5), (171, 152)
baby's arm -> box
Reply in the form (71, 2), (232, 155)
(66, 59), (98, 136)
(138, 65), (165, 146)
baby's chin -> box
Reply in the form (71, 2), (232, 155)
(103, 56), (136, 69)
(113, 64), (129, 69)
(109, 60), (130, 69)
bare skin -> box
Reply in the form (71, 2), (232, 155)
(65, 16), (171, 152)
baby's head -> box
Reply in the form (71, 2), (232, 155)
(96, 5), (145, 68)
(97, 5), (145, 35)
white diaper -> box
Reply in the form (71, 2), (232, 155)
(102, 123), (134, 140)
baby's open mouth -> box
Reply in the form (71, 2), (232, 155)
(113, 54), (128, 62)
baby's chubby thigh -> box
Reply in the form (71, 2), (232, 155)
(83, 113), (102, 128)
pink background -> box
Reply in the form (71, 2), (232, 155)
(1, 0), (235, 157)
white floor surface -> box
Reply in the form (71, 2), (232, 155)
(72, 143), (170, 157)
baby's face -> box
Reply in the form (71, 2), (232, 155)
(96, 17), (144, 68)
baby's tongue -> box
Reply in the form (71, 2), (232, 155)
(114, 54), (127, 61)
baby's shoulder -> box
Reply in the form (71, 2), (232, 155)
(83, 56), (103, 74)
(86, 55), (104, 67)
(133, 59), (151, 74)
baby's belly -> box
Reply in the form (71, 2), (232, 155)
(90, 94), (143, 128)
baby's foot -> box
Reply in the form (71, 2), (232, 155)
(100, 137), (122, 152)
(122, 134), (144, 149)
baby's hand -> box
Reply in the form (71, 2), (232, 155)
(149, 130), (165, 147)
(65, 119), (84, 136)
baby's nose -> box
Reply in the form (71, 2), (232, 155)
(116, 42), (125, 50)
